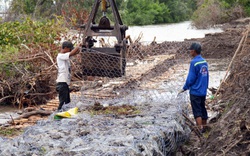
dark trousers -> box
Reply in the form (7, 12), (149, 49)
(190, 94), (208, 120)
(56, 82), (70, 110)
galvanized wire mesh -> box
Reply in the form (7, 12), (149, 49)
(76, 41), (194, 155)
(1, 40), (224, 156)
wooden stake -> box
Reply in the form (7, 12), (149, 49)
(214, 28), (249, 97)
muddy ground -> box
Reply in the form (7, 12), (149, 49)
(0, 18), (249, 155)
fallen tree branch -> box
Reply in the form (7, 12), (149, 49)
(220, 137), (243, 156)
(44, 50), (58, 69)
(27, 91), (56, 96)
(17, 56), (50, 63)
(11, 109), (52, 121)
(83, 93), (117, 98)
(10, 115), (15, 126)
(182, 112), (203, 139)
(0, 95), (15, 103)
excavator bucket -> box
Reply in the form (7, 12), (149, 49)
(81, 0), (128, 78)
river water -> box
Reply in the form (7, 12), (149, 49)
(127, 21), (223, 43)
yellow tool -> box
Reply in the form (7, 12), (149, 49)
(67, 107), (78, 115)
(54, 107), (78, 119)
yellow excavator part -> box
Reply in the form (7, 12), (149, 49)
(101, 0), (107, 12)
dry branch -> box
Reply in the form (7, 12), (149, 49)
(12, 110), (52, 121)
(182, 112), (203, 139)
(0, 95), (15, 103)
(215, 29), (249, 97)
(83, 93), (117, 98)
(219, 137), (243, 156)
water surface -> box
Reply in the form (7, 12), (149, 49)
(127, 21), (223, 43)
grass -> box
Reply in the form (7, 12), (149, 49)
(87, 102), (141, 116)
(0, 127), (23, 138)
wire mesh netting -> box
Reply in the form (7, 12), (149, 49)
(0, 40), (209, 156)
(73, 40), (195, 155)
(78, 40), (192, 100)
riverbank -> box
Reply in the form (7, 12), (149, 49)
(0, 56), (229, 155)
(178, 18), (250, 155)
(0, 18), (249, 155)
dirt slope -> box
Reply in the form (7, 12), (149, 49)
(179, 19), (250, 156)
(197, 22), (250, 156)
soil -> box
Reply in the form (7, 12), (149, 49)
(178, 18), (250, 156)
(1, 18), (250, 155)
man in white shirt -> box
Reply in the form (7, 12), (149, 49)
(56, 41), (82, 111)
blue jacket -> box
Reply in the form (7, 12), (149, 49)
(183, 55), (209, 96)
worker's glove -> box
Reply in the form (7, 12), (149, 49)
(178, 89), (185, 95)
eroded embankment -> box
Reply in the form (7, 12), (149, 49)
(179, 19), (250, 156)
(0, 19), (247, 155)
(197, 22), (250, 156)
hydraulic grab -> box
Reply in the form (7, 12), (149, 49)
(81, 0), (128, 77)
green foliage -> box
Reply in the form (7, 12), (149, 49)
(0, 127), (23, 137)
(125, 0), (173, 25)
(0, 63), (16, 77)
(0, 17), (66, 53)
(0, 17), (66, 90)
(8, 0), (89, 26)
(192, 0), (223, 28)
(9, 0), (55, 19)
(0, 3), (79, 106)
(0, 46), (18, 63)
(122, 0), (198, 25)
(238, 0), (250, 16)
(167, 0), (191, 22)
(23, 0), (36, 14)
(245, 7), (250, 15)
(7, 0), (196, 26)
(6, 0), (250, 26)
(192, 0), (250, 28)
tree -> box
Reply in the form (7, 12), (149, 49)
(192, 0), (250, 28)
(6, 0), (89, 28)
(125, 0), (172, 25)
(167, 0), (190, 22)
(8, 0), (55, 20)
(6, 0), (200, 26)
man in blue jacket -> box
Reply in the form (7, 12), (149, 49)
(179, 42), (209, 133)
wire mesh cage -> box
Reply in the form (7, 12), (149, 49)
(73, 40), (195, 155)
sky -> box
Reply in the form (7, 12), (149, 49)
(0, 0), (10, 12)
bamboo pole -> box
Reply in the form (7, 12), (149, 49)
(214, 28), (249, 97)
